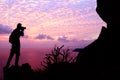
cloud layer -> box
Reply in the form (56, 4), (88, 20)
(0, 24), (12, 34)
(0, 0), (106, 48)
(35, 34), (54, 40)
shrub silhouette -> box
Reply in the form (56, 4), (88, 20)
(41, 45), (76, 69)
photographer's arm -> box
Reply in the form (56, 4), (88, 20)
(20, 29), (24, 36)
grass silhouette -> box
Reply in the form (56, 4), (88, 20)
(41, 45), (76, 69)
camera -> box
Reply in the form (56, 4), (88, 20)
(21, 26), (26, 30)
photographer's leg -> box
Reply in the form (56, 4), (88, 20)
(15, 46), (20, 67)
(15, 54), (20, 67)
(5, 48), (14, 68)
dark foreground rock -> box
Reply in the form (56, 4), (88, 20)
(3, 63), (35, 80)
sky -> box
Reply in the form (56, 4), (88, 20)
(0, 0), (106, 79)
(0, 0), (106, 48)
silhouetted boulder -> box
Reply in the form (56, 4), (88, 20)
(75, 1), (120, 78)
(76, 26), (120, 64)
(96, 0), (120, 26)
(76, 0), (120, 66)
(3, 63), (35, 80)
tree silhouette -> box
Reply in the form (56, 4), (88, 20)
(41, 45), (76, 69)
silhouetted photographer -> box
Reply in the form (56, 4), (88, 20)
(4, 23), (26, 69)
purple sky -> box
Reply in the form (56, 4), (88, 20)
(0, 0), (106, 48)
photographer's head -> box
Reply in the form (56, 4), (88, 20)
(17, 23), (22, 29)
(17, 23), (26, 30)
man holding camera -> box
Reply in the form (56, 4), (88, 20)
(4, 23), (26, 68)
